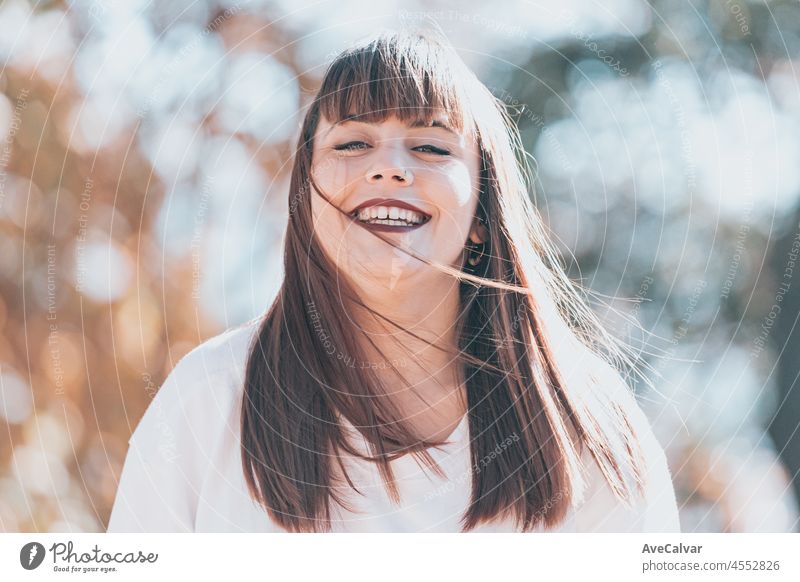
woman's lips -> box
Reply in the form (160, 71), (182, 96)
(349, 197), (432, 232)
(355, 221), (428, 233)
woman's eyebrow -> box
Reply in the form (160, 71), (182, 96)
(323, 117), (457, 137)
(407, 118), (458, 135)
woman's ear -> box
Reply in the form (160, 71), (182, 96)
(469, 217), (489, 245)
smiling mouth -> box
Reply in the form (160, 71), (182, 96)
(350, 204), (432, 229)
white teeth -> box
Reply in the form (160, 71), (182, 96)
(354, 205), (428, 226)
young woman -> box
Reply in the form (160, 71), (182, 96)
(108, 29), (680, 533)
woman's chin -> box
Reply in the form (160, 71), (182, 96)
(346, 254), (430, 287)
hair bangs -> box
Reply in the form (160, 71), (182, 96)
(316, 32), (476, 140)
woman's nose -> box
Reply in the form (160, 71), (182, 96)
(366, 163), (414, 185)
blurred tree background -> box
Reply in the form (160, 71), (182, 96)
(1, 0), (798, 532)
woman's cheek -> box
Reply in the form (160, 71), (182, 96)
(312, 153), (348, 202)
(434, 167), (480, 234)
(439, 162), (476, 206)
(329, 157), (351, 199)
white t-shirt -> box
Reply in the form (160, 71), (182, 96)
(107, 318), (681, 533)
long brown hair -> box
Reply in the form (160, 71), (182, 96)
(241, 28), (648, 532)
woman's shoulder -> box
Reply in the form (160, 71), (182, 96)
(174, 316), (265, 380)
(129, 316), (264, 445)
(569, 351), (681, 532)
(108, 316), (266, 532)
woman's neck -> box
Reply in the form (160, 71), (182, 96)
(346, 270), (468, 429)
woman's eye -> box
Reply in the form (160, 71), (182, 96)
(332, 142), (451, 156)
(415, 144), (451, 156)
(333, 141), (370, 152)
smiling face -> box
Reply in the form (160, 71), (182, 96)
(309, 113), (483, 287)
